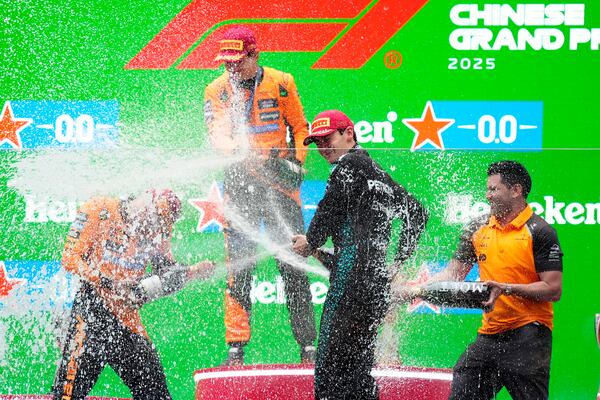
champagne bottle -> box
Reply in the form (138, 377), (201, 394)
(419, 281), (490, 309)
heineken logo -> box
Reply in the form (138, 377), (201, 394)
(445, 194), (600, 225)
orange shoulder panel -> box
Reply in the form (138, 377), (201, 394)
(265, 68), (309, 163)
(204, 73), (238, 154)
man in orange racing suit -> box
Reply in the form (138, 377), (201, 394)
(203, 25), (316, 365)
(52, 189), (214, 400)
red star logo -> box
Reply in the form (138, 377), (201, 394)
(406, 268), (440, 314)
(189, 181), (225, 232)
(0, 101), (33, 150)
(402, 101), (454, 151)
(0, 261), (26, 298)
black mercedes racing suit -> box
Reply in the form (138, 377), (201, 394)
(305, 146), (428, 400)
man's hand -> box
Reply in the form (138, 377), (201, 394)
(291, 235), (312, 257)
(110, 279), (135, 296)
(482, 280), (505, 312)
(108, 278), (145, 308)
(187, 260), (216, 281)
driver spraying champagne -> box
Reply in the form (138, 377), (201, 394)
(52, 189), (215, 400)
(203, 25), (316, 365)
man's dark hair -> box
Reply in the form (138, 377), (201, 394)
(338, 128), (357, 143)
(487, 160), (532, 198)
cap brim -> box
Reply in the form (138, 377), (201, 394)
(303, 129), (337, 146)
(215, 52), (246, 62)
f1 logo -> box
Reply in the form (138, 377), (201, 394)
(125, 0), (428, 70)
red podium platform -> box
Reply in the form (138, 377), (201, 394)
(0, 397), (126, 400)
(194, 364), (452, 400)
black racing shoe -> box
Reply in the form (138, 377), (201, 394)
(300, 345), (316, 364)
(222, 346), (244, 366)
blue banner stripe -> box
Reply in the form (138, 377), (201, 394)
(0, 100), (119, 150)
(424, 101), (543, 151)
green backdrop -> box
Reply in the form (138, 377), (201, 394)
(1, 1), (599, 399)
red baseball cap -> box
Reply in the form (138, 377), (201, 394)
(304, 110), (354, 145)
(215, 26), (258, 63)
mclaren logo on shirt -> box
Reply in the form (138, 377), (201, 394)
(548, 244), (562, 262)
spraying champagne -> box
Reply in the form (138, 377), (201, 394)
(417, 281), (491, 309)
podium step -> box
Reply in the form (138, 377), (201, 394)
(194, 364), (452, 400)
(0, 397), (127, 400)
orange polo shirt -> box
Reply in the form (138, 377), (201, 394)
(454, 206), (563, 335)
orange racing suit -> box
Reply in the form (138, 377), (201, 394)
(204, 66), (316, 350)
(52, 197), (177, 400)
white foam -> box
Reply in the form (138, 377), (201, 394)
(8, 145), (246, 200)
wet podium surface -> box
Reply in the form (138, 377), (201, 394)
(0, 397), (127, 400)
(194, 364), (453, 400)
(0, 365), (452, 400)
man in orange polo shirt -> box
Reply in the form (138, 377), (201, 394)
(419, 160), (563, 400)
(203, 25), (316, 365)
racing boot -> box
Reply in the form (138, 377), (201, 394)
(300, 345), (316, 364)
(223, 345), (245, 366)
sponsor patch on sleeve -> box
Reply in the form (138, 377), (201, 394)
(548, 244), (562, 262)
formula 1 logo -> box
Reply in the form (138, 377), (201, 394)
(125, 0), (429, 70)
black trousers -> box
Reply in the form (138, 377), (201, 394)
(314, 301), (386, 400)
(52, 283), (171, 400)
(223, 164), (316, 347)
(449, 322), (552, 400)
